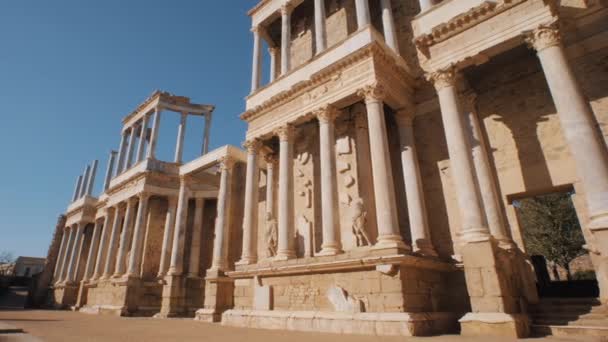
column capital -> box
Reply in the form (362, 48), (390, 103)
(268, 46), (280, 55)
(139, 191), (151, 201)
(281, 2), (294, 16)
(524, 24), (561, 53)
(274, 124), (294, 141)
(315, 105), (340, 124)
(395, 109), (416, 127)
(243, 139), (262, 154)
(218, 156), (236, 172)
(264, 153), (277, 165)
(426, 66), (458, 91)
(251, 25), (261, 35)
(357, 83), (386, 103)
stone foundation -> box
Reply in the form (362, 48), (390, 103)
(51, 283), (79, 309)
(459, 313), (530, 338)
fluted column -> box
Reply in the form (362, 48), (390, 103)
(380, 0), (399, 53)
(526, 25), (608, 233)
(211, 157), (235, 270)
(188, 198), (205, 277)
(126, 193), (150, 277)
(269, 47), (279, 83)
(58, 226), (76, 283)
(125, 126), (138, 170)
(113, 198), (136, 277)
(158, 197), (177, 278)
(251, 26), (262, 93)
(103, 151), (117, 191)
(428, 68), (491, 242)
(419, 0), (434, 13)
(54, 227), (69, 282)
(238, 140), (261, 265)
(65, 223), (85, 283)
(93, 210), (113, 280)
(265, 154), (276, 216)
(396, 110), (437, 256)
(355, 0), (370, 29)
(147, 108), (161, 159)
(281, 4), (293, 75)
(358, 85), (408, 250)
(317, 106), (342, 255)
(72, 176), (83, 202)
(115, 131), (129, 176)
(168, 179), (190, 276)
(202, 113), (212, 155)
(103, 205), (123, 279)
(314, 0), (327, 54)
(81, 220), (102, 282)
(175, 112), (187, 163)
(276, 125), (296, 259)
(136, 116), (150, 163)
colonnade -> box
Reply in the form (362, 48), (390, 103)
(71, 160), (98, 202)
(250, 0), (401, 93)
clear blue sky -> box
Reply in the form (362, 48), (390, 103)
(0, 1), (262, 258)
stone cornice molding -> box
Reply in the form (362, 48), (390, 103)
(274, 124), (294, 141)
(426, 66), (458, 91)
(243, 139), (262, 154)
(241, 43), (413, 122)
(314, 105), (340, 124)
(524, 24), (561, 53)
(357, 83), (386, 103)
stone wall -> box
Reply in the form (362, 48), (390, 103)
(141, 197), (167, 281)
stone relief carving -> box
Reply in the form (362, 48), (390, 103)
(326, 286), (364, 313)
(264, 212), (278, 258)
(349, 198), (371, 247)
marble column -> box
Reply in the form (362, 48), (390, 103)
(317, 106), (342, 255)
(80, 165), (91, 198)
(174, 113), (187, 163)
(395, 110), (437, 256)
(238, 140), (261, 264)
(355, 0), (371, 29)
(281, 4), (293, 75)
(102, 205), (123, 279)
(125, 126), (138, 170)
(202, 113), (212, 155)
(158, 197), (177, 278)
(103, 151), (117, 191)
(115, 131), (129, 176)
(526, 25), (608, 233)
(314, 0), (327, 54)
(211, 157), (235, 270)
(136, 116), (150, 163)
(59, 226), (76, 283)
(276, 125), (296, 259)
(127, 193), (150, 277)
(54, 228), (69, 282)
(147, 108), (162, 159)
(65, 223), (85, 283)
(419, 0), (434, 13)
(113, 198), (136, 277)
(358, 85), (408, 250)
(82, 219), (103, 282)
(93, 210), (113, 280)
(428, 68), (491, 242)
(188, 198), (205, 277)
(265, 154), (276, 216)
(463, 93), (511, 244)
(85, 160), (98, 196)
(380, 0), (399, 53)
(168, 179), (190, 275)
(72, 176), (83, 202)
(251, 26), (262, 93)
(269, 47), (279, 83)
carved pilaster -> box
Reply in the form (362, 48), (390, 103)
(525, 24), (561, 53)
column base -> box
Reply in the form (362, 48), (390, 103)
(459, 313), (530, 338)
(274, 251), (296, 261)
(235, 257), (258, 266)
(317, 246), (343, 256)
(412, 239), (438, 257)
(195, 274), (234, 323)
(373, 236), (411, 252)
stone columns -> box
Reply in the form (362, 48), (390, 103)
(85, 160), (98, 196)
(358, 85), (408, 250)
(80, 165), (91, 198)
(251, 26), (262, 93)
(238, 140), (261, 265)
(116, 131), (129, 176)
(317, 106), (342, 255)
(355, 0), (371, 29)
(136, 115), (150, 163)
(428, 69), (491, 242)
(188, 198), (205, 277)
(380, 0), (399, 53)
(82, 220), (103, 282)
(103, 151), (117, 191)
(175, 112), (187, 163)
(103, 205), (123, 279)
(114, 198), (136, 277)
(125, 126), (138, 170)
(158, 197), (177, 278)
(265, 154), (276, 216)
(275, 125), (296, 260)
(314, 0), (327, 54)
(418, 0), (434, 13)
(147, 108), (161, 159)
(168, 179), (190, 276)
(210, 157), (235, 270)
(54, 228), (69, 282)
(65, 223), (85, 283)
(280, 4), (293, 75)
(58, 226), (76, 283)
(93, 210), (113, 280)
(395, 110), (437, 256)
(202, 113), (212, 155)
(72, 176), (83, 202)
(269, 47), (279, 83)
(127, 193), (150, 278)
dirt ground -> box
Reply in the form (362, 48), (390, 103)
(0, 309), (597, 342)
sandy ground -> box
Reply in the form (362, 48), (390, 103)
(0, 309), (595, 342)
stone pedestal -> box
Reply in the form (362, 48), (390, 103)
(195, 271), (234, 323)
(156, 275), (186, 318)
(52, 283), (79, 309)
(74, 281), (89, 309)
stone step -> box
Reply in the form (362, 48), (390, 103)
(532, 324), (608, 339)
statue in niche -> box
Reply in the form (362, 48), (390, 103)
(265, 212), (278, 257)
(349, 198), (371, 247)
